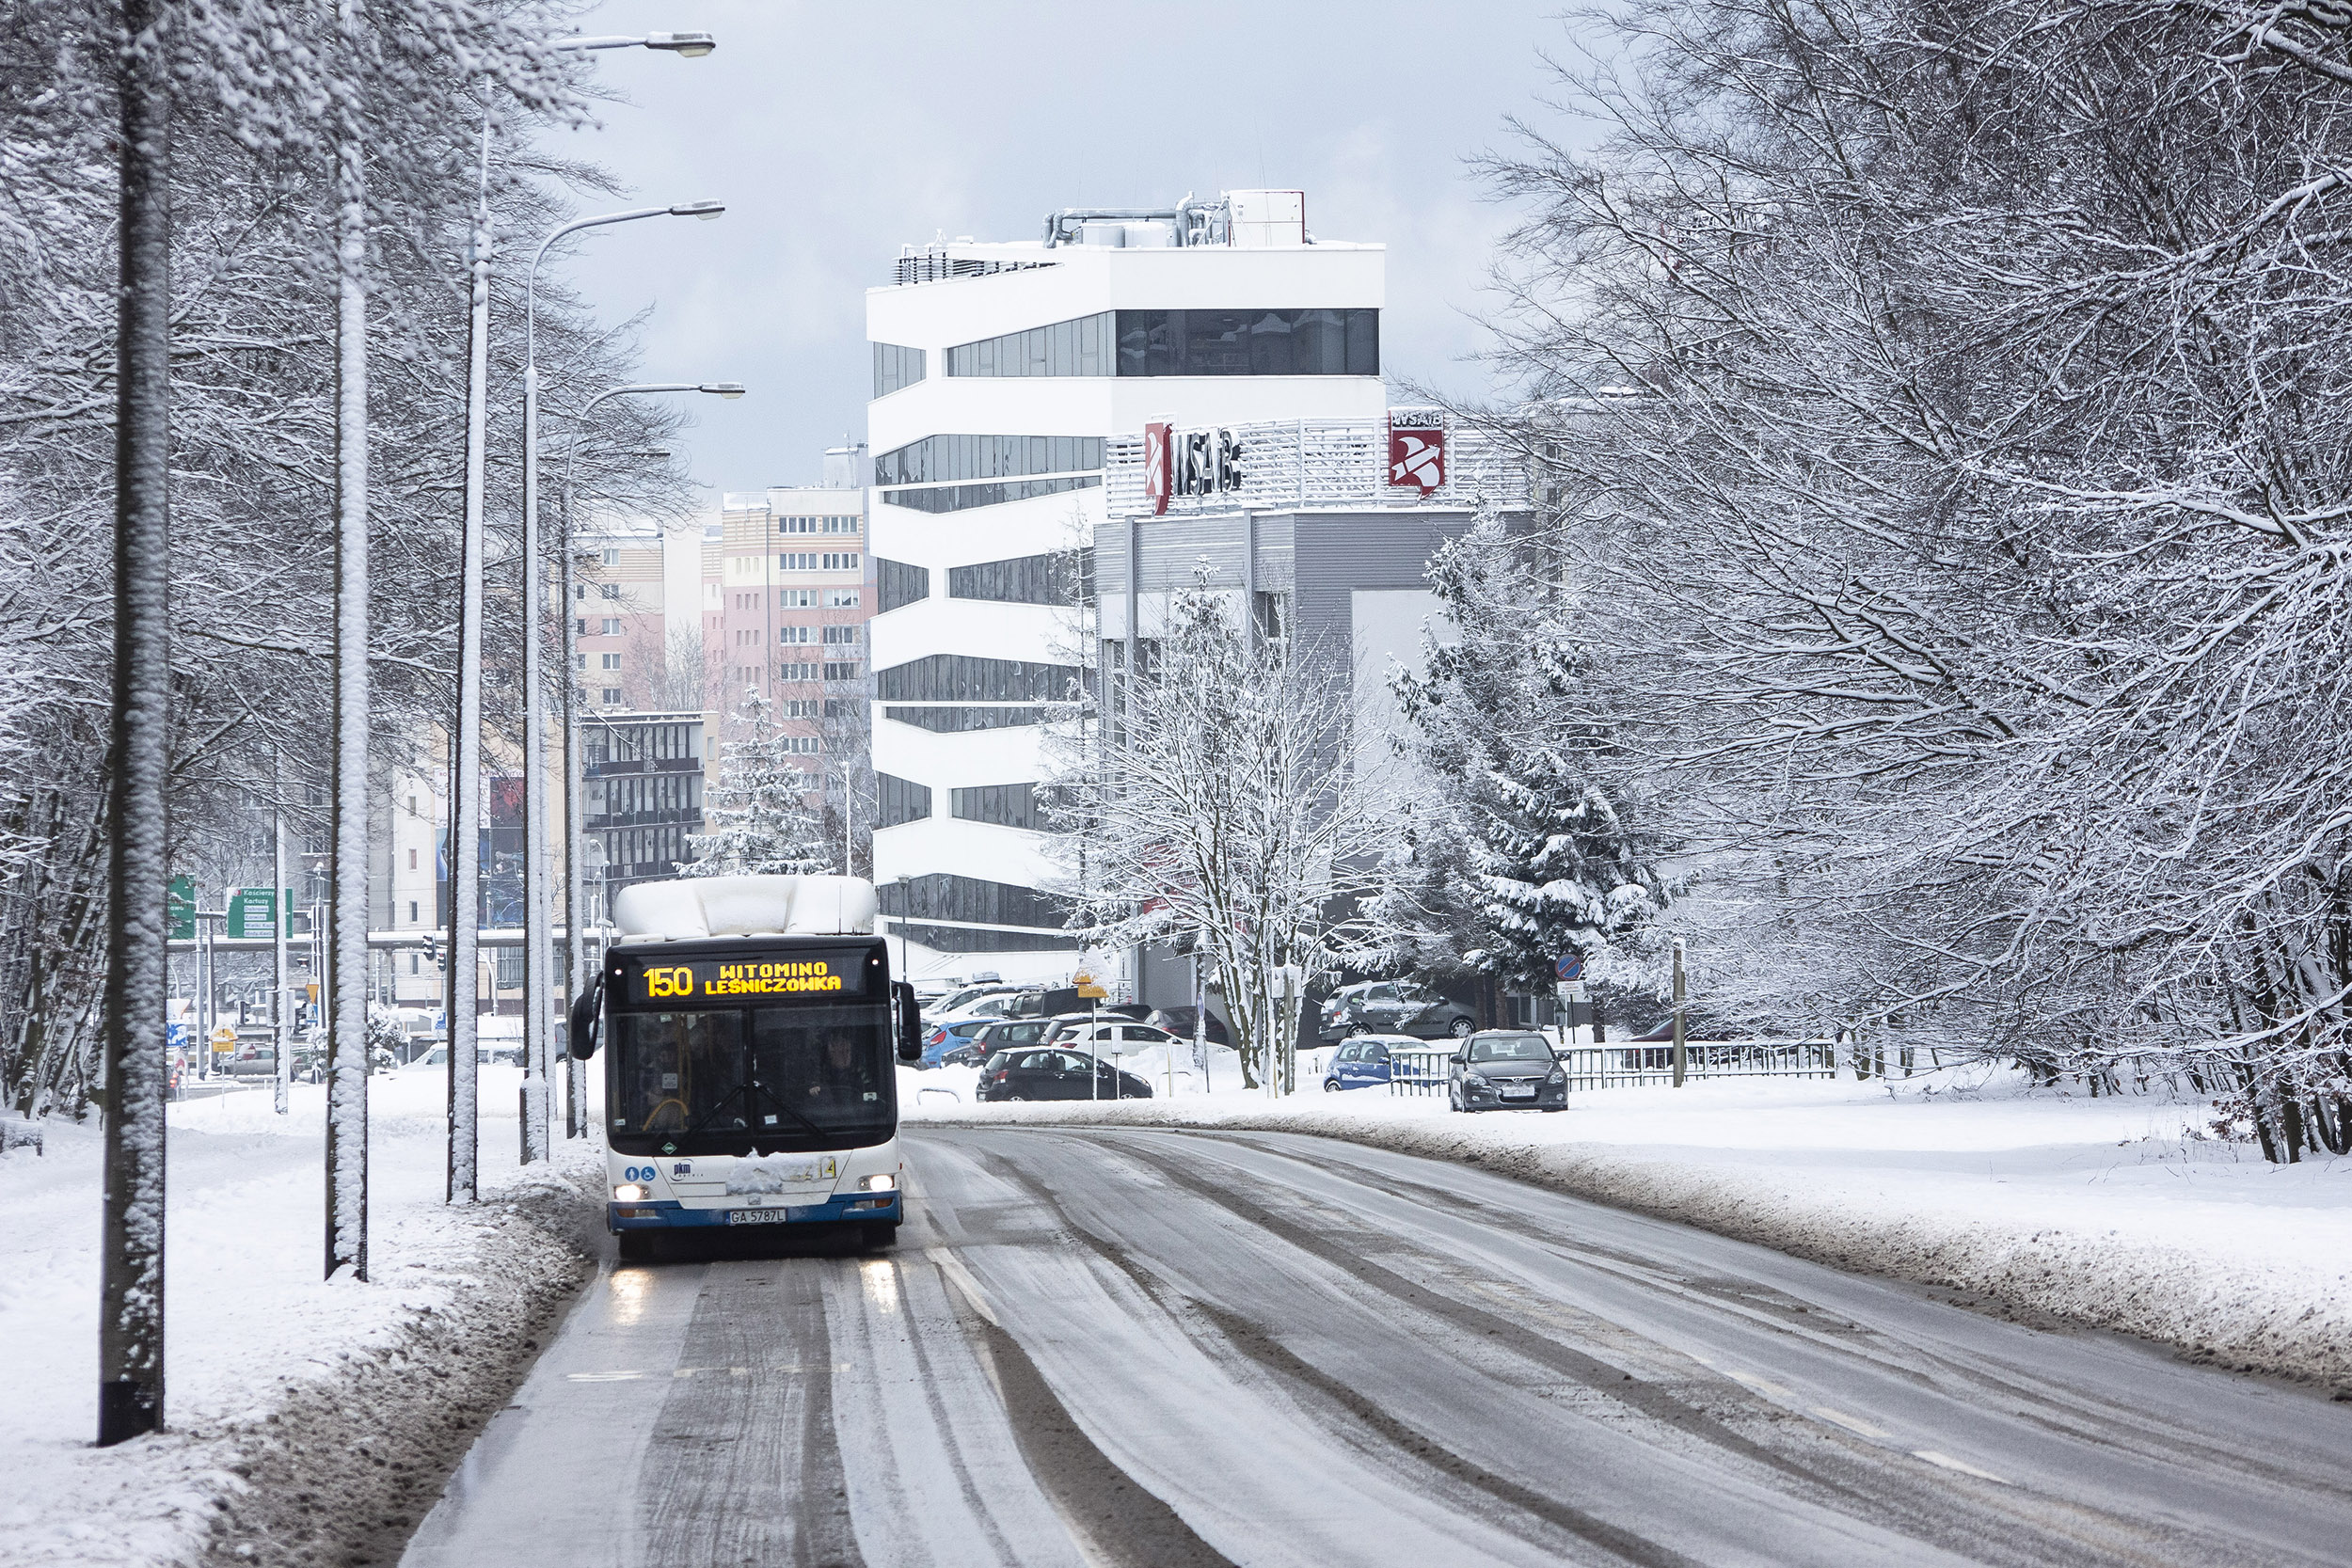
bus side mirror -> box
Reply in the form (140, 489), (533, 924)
(895, 981), (923, 1063)
(567, 977), (602, 1060)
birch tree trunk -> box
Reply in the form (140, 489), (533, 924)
(97, 0), (173, 1448)
(325, 131), (370, 1281)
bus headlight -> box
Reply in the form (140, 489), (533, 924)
(612, 1182), (648, 1202)
(856, 1173), (897, 1193)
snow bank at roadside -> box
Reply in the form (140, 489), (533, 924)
(905, 1065), (2352, 1391)
(0, 1069), (602, 1568)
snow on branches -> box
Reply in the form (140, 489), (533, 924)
(678, 689), (833, 879)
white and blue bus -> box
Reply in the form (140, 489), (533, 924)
(567, 875), (922, 1259)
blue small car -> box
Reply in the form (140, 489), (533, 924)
(1321, 1035), (1425, 1091)
(917, 1017), (995, 1069)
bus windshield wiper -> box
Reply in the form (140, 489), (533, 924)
(679, 1082), (756, 1140)
(747, 1080), (832, 1141)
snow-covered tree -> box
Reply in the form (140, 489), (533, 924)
(1384, 517), (1673, 991)
(680, 689), (832, 878)
(1049, 577), (1384, 1092)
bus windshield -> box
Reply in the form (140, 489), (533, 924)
(610, 1003), (895, 1154)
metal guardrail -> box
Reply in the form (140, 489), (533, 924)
(1556, 1040), (1836, 1091)
(1380, 1039), (1837, 1098)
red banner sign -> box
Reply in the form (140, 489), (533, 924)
(1388, 413), (1445, 494)
(1144, 421), (1171, 515)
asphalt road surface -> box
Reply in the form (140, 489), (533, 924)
(399, 1127), (2352, 1568)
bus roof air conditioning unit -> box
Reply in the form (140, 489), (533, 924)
(611, 874), (880, 941)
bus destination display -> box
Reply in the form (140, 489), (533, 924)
(620, 951), (872, 1005)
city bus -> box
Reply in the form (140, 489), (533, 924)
(567, 874), (922, 1259)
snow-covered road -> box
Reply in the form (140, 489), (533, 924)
(399, 1124), (2352, 1567)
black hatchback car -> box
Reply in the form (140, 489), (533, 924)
(1448, 1031), (1568, 1112)
(977, 1047), (1153, 1102)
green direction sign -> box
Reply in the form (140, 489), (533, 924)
(226, 886), (290, 940)
(167, 876), (196, 942)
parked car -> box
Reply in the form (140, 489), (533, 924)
(1448, 1031), (1568, 1113)
(977, 1047), (1153, 1102)
(1146, 1006), (1231, 1047)
(1319, 980), (1478, 1042)
(1041, 1015), (1179, 1054)
(953, 1017), (1060, 1069)
(915, 1017), (998, 1068)
(222, 1047), (279, 1078)
(1320, 1034), (1431, 1092)
(924, 983), (1026, 1022)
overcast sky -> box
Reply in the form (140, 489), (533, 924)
(555, 0), (1582, 497)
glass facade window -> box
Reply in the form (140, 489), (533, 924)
(952, 782), (1041, 831)
(942, 309), (1379, 378)
(883, 705), (1047, 733)
(945, 312), (1112, 377)
(1115, 308), (1379, 376)
(876, 558), (929, 613)
(878, 873), (1070, 933)
(947, 551), (1088, 607)
(877, 772), (932, 829)
(872, 341), (925, 397)
(874, 434), (1104, 486)
(876, 654), (1078, 704)
(882, 476), (1100, 515)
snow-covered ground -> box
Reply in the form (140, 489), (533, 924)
(902, 1057), (2352, 1390)
(0, 1068), (599, 1567)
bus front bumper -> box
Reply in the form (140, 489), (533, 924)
(608, 1193), (902, 1231)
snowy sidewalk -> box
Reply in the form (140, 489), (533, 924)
(904, 1061), (2352, 1391)
(0, 1069), (600, 1568)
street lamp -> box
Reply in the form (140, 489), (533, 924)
(556, 32), (717, 55)
(553, 382), (745, 1143)
(518, 206), (723, 1165)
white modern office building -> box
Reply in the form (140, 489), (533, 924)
(866, 192), (1386, 979)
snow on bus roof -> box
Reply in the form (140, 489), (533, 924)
(611, 875), (879, 941)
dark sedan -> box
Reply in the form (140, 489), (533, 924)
(1448, 1031), (1568, 1112)
(977, 1047), (1153, 1102)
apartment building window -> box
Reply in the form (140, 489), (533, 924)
(408, 899), (420, 922)
(824, 697), (862, 719)
(825, 589), (860, 608)
(601, 583), (621, 599)
(822, 552), (860, 572)
(600, 688), (623, 704)
(780, 700), (818, 718)
(822, 661), (861, 682)
(780, 551), (815, 571)
(600, 653), (622, 670)
(601, 617), (621, 635)
(873, 341), (926, 396)
(409, 954), (420, 974)
(574, 653), (586, 670)
(408, 848), (418, 869)
(778, 515), (862, 535)
(821, 625), (859, 645)
(780, 589), (817, 608)
(780, 625), (814, 644)
(602, 546), (621, 564)
(576, 617), (587, 635)
(779, 660), (819, 682)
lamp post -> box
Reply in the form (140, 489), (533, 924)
(443, 26), (714, 1194)
(553, 382), (744, 1140)
(519, 204), (721, 1165)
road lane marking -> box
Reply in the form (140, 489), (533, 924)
(1912, 1449), (2010, 1485)
(1810, 1406), (1894, 1440)
(564, 1370), (645, 1382)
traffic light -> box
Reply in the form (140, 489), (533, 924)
(421, 931), (443, 971)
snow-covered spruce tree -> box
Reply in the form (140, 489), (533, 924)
(679, 689), (832, 879)
(1384, 516), (1672, 993)
(1048, 576), (1383, 1093)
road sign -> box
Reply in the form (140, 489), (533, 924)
(208, 1024), (237, 1054)
(1073, 969), (1107, 1001)
(1555, 953), (1584, 983)
(226, 886), (289, 940)
(167, 876), (196, 942)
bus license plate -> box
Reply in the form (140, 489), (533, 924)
(727, 1209), (791, 1226)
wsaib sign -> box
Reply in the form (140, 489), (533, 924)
(1143, 421), (1247, 515)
